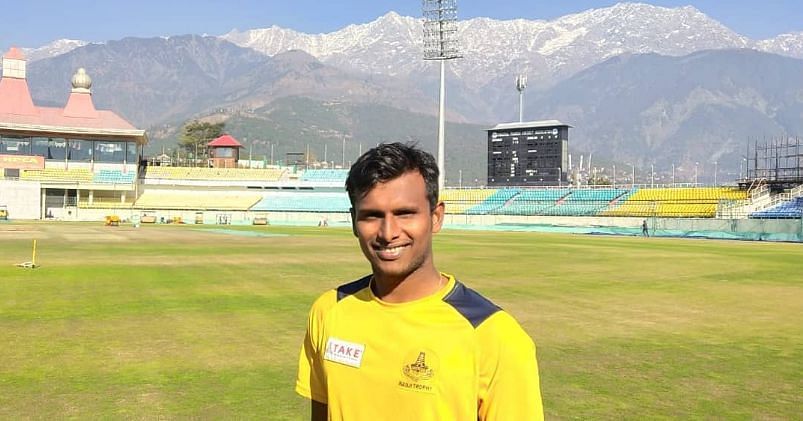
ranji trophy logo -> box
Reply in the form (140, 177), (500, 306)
(403, 351), (434, 381)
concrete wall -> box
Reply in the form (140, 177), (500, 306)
(0, 180), (41, 219)
(654, 217), (803, 236)
(68, 208), (351, 226)
(443, 214), (644, 228)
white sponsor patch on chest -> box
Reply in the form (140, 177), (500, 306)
(324, 337), (365, 368)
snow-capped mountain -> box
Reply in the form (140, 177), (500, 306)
(757, 32), (803, 59)
(20, 2), (803, 89)
(22, 39), (89, 62)
(222, 3), (757, 89)
(222, 12), (422, 78)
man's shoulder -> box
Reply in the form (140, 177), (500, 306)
(441, 280), (533, 348)
(335, 274), (372, 302)
(442, 280), (502, 329)
(308, 274), (372, 315)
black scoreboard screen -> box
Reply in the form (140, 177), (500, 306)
(487, 124), (569, 186)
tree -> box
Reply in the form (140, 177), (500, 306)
(588, 173), (612, 186)
(178, 120), (225, 165)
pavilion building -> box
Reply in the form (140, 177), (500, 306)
(0, 47), (147, 219)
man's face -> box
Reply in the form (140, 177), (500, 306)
(351, 171), (444, 282)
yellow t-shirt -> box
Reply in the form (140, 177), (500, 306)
(296, 273), (543, 421)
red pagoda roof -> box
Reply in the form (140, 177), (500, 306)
(208, 134), (243, 147)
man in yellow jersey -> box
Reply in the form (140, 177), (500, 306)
(296, 142), (543, 420)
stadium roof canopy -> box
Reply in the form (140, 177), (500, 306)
(485, 120), (572, 131)
(0, 48), (147, 143)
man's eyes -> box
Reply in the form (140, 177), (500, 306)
(359, 210), (417, 220)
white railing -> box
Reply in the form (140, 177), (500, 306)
(716, 199), (751, 219)
(714, 183), (797, 218)
(770, 193), (792, 207)
(750, 184), (770, 200)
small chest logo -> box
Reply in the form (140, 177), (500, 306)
(398, 349), (439, 394)
(324, 337), (365, 368)
(403, 352), (434, 381)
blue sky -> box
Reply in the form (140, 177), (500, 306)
(1, 1), (801, 52)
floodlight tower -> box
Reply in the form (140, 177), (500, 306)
(423, 0), (461, 190)
(516, 74), (527, 123)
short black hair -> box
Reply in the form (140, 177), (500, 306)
(345, 142), (439, 210)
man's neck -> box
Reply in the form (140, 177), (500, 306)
(372, 267), (445, 304)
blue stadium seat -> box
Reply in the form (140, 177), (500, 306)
(749, 197), (803, 219)
(466, 188), (520, 214)
(300, 169), (349, 182)
(93, 169), (136, 184)
(251, 192), (351, 212)
(495, 189), (569, 215)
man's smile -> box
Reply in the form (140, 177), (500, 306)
(374, 244), (410, 260)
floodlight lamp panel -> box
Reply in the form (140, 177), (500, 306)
(422, 0), (461, 60)
(516, 74), (527, 92)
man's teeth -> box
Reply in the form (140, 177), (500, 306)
(380, 246), (403, 253)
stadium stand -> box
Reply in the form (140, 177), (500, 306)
(603, 187), (749, 217)
(251, 192), (351, 212)
(440, 188), (497, 214)
(749, 197), (803, 219)
(93, 169), (136, 184)
(133, 190), (262, 210)
(78, 192), (135, 209)
(628, 187), (747, 201)
(545, 188), (629, 216)
(144, 166), (286, 181)
(565, 188), (628, 202)
(300, 169), (349, 182)
(20, 168), (93, 183)
(466, 188), (519, 214)
(496, 189), (569, 215)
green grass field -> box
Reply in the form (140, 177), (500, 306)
(0, 222), (801, 419)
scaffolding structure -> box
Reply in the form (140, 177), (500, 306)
(743, 136), (803, 192)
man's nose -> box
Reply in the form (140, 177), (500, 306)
(378, 215), (399, 242)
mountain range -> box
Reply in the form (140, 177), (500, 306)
(14, 2), (803, 181)
(529, 49), (803, 173)
(27, 35), (436, 128)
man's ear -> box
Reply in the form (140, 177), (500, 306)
(431, 201), (445, 233)
(350, 207), (358, 237)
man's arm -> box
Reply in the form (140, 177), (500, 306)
(297, 294), (333, 417)
(477, 312), (544, 421)
(311, 400), (328, 421)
